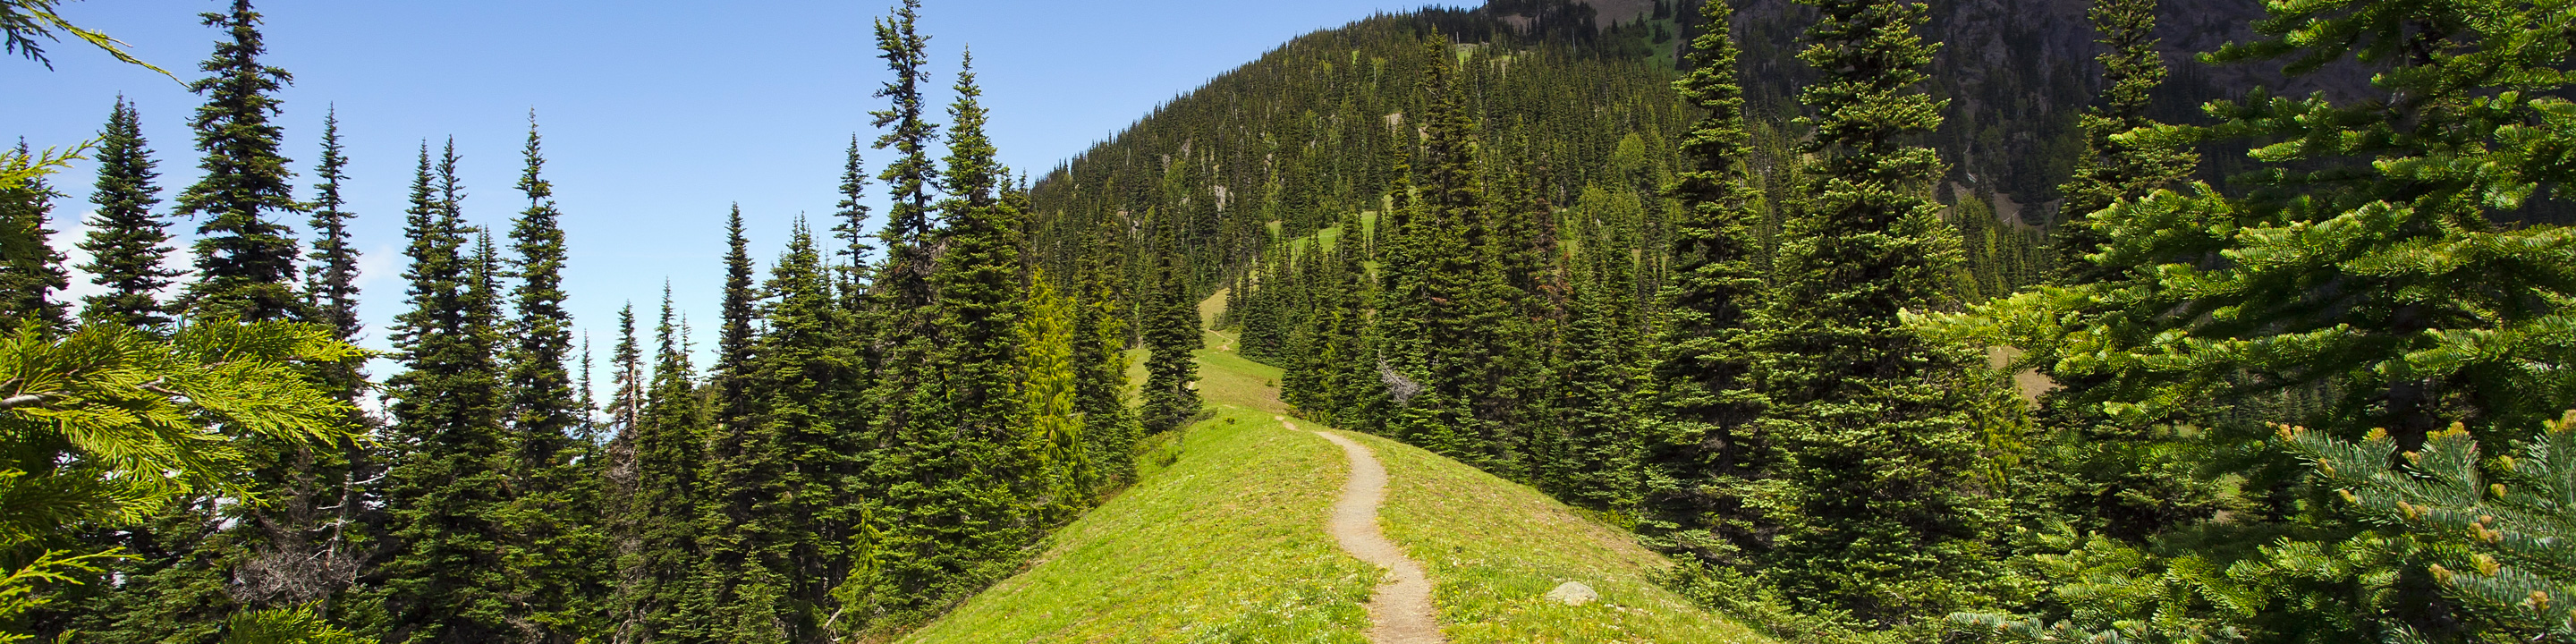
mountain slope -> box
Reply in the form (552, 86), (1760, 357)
(900, 316), (1770, 643)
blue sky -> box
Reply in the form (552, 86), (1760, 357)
(4, 0), (1455, 397)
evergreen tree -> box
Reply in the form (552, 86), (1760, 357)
(869, 0), (938, 311)
(857, 50), (1037, 620)
(378, 141), (513, 643)
(1071, 225), (1138, 487)
(690, 204), (792, 644)
(1547, 239), (1645, 512)
(78, 97), (180, 331)
(1139, 213), (1202, 434)
(174, 0), (301, 323)
(500, 115), (607, 641)
(303, 106), (360, 346)
(1741, 0), (1999, 625)
(747, 221), (866, 642)
(832, 136), (876, 294)
(2050, 0), (2195, 283)
(610, 289), (706, 644)
(609, 302), (646, 436)
(1645, 0), (1775, 563)
(0, 142), (71, 334)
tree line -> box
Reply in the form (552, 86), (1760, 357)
(4, 1), (1207, 642)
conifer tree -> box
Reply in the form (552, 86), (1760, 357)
(1017, 270), (1084, 518)
(609, 303), (645, 435)
(833, 136), (876, 292)
(1139, 213), (1202, 434)
(690, 204), (793, 644)
(175, 0), (301, 323)
(1741, 0), (1998, 624)
(1548, 240), (1645, 512)
(2051, 0), (2194, 283)
(0, 142), (71, 334)
(79, 97), (180, 331)
(379, 141), (514, 643)
(747, 221), (866, 642)
(870, 0), (937, 309)
(611, 289), (706, 644)
(1646, 0), (1774, 560)
(303, 107), (360, 346)
(1071, 226), (1137, 486)
(863, 50), (1037, 617)
(498, 115), (607, 641)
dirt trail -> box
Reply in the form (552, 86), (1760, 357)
(1297, 419), (1446, 644)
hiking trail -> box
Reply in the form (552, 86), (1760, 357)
(1295, 417), (1447, 644)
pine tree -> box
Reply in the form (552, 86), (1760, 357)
(1071, 225), (1138, 487)
(0, 142), (72, 334)
(860, 49), (1038, 619)
(2050, 0), (2194, 282)
(79, 97), (181, 331)
(833, 136), (876, 294)
(1645, 0), (1775, 562)
(378, 141), (514, 644)
(1741, 0), (1999, 625)
(499, 115), (607, 641)
(690, 204), (792, 644)
(1139, 213), (1202, 434)
(746, 221), (866, 642)
(174, 0), (301, 323)
(869, 0), (938, 312)
(303, 106), (361, 346)
(610, 288), (706, 644)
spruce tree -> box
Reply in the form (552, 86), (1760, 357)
(303, 106), (361, 345)
(499, 115), (607, 641)
(1548, 240), (1645, 512)
(1071, 225), (1138, 486)
(609, 303), (646, 435)
(379, 141), (513, 643)
(690, 204), (793, 644)
(2051, 0), (2194, 282)
(869, 0), (938, 310)
(1743, 0), (1998, 625)
(174, 0), (301, 323)
(610, 289), (706, 644)
(79, 97), (181, 331)
(863, 50), (1038, 618)
(1646, 0), (1775, 561)
(833, 136), (876, 293)
(0, 142), (71, 334)
(747, 221), (866, 642)
(1139, 212), (1202, 434)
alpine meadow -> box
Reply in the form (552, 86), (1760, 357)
(6, 0), (2576, 642)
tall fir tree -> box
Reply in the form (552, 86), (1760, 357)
(1071, 225), (1138, 487)
(378, 141), (514, 643)
(303, 106), (361, 346)
(0, 142), (71, 334)
(79, 97), (182, 331)
(1645, 0), (1775, 562)
(498, 115), (608, 641)
(748, 221), (868, 642)
(1139, 211), (1202, 434)
(2050, 0), (2195, 283)
(608, 290), (709, 644)
(174, 0), (301, 323)
(689, 203), (794, 644)
(1741, 0), (2000, 626)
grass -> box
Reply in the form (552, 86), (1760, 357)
(1337, 428), (1776, 643)
(913, 292), (1768, 642)
(897, 409), (1374, 643)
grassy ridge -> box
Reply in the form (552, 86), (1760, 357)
(909, 310), (1769, 642)
(896, 407), (1374, 643)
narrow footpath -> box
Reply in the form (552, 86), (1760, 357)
(1297, 419), (1447, 644)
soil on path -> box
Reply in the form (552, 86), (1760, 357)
(1300, 419), (1447, 644)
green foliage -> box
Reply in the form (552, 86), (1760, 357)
(80, 97), (182, 332)
(1140, 215), (1203, 435)
(218, 605), (367, 644)
(175, 0), (303, 324)
(0, 0), (174, 76)
(0, 147), (70, 335)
